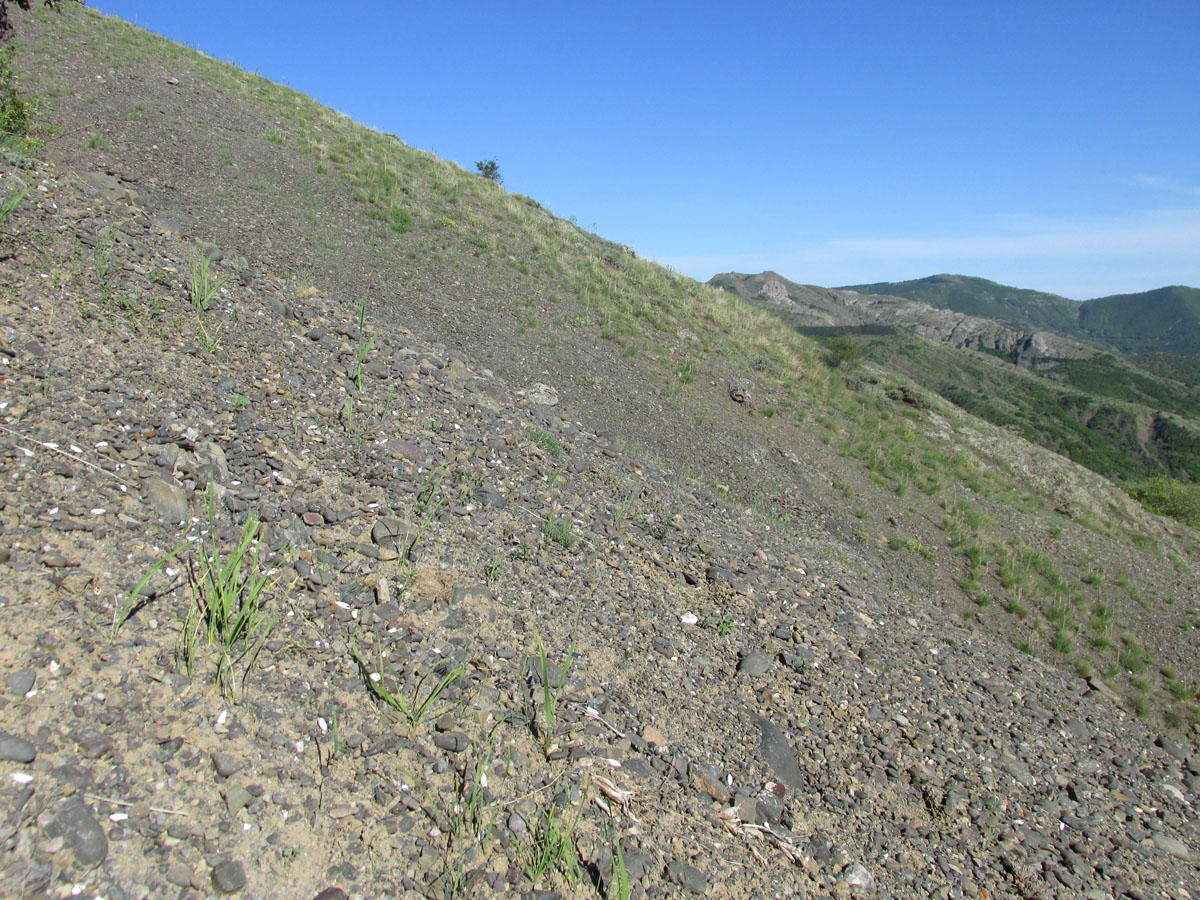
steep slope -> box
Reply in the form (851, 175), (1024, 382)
(1, 5), (1198, 900)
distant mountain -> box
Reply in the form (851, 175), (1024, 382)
(1079, 286), (1200, 355)
(839, 274), (1084, 337)
(711, 270), (1094, 362)
(837, 275), (1200, 356)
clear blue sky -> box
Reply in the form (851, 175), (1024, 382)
(89, 0), (1200, 299)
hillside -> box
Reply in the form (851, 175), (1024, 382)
(1080, 286), (1200, 355)
(838, 274), (1084, 337)
(1, 5), (1198, 900)
(840, 275), (1200, 357)
(717, 270), (1200, 485)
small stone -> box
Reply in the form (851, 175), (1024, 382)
(753, 715), (803, 790)
(313, 890), (349, 900)
(433, 732), (469, 753)
(5, 668), (35, 696)
(450, 586), (491, 606)
(145, 477), (188, 524)
(667, 858), (709, 894)
(45, 798), (107, 868)
(642, 725), (668, 749)
(166, 863), (194, 887)
(211, 859), (247, 893)
(1157, 735), (1192, 762)
(737, 652), (772, 677)
(225, 785), (252, 816)
(0, 732), (36, 763)
(506, 812), (527, 835)
(525, 382), (559, 405)
(41, 550), (73, 568)
(211, 752), (242, 778)
(1152, 833), (1191, 859)
(843, 862), (876, 895)
(690, 762), (730, 803)
(371, 517), (410, 547)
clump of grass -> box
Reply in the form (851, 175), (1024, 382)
(533, 630), (574, 750)
(701, 615), (736, 636)
(523, 806), (579, 889)
(179, 503), (279, 697)
(1118, 639), (1152, 675)
(188, 253), (229, 310)
(1052, 626), (1074, 655)
(354, 281), (378, 391)
(352, 640), (465, 729)
(525, 427), (564, 458)
(544, 517), (576, 549)
(0, 183), (28, 226)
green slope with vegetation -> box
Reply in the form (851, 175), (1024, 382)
(1079, 286), (1200, 355)
(842, 275), (1200, 357)
(840, 274), (1084, 335)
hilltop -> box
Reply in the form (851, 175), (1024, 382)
(0, 5), (1198, 900)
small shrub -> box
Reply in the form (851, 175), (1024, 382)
(1119, 639), (1152, 674)
(823, 335), (862, 370)
(0, 45), (38, 151)
(544, 518), (575, 549)
(475, 158), (501, 184)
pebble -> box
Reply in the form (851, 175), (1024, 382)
(5, 668), (35, 696)
(1151, 833), (1191, 860)
(753, 715), (804, 790)
(737, 651), (772, 676)
(144, 477), (188, 524)
(211, 858), (247, 893)
(45, 798), (108, 868)
(0, 733), (36, 763)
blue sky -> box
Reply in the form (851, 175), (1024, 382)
(89, 0), (1200, 299)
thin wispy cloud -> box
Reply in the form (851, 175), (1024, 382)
(826, 208), (1200, 261)
(1124, 174), (1200, 197)
(657, 208), (1200, 299)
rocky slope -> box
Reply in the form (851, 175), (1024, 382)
(0, 6), (1197, 900)
(1, 127), (1198, 900)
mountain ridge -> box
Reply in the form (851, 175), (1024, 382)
(837, 274), (1200, 356)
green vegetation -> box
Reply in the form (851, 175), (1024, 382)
(179, 502), (279, 697)
(354, 282), (377, 391)
(1129, 475), (1200, 528)
(532, 630), (574, 751)
(14, 2), (1195, 736)
(0, 182), (27, 224)
(352, 640), (465, 728)
(523, 806), (579, 889)
(525, 426), (564, 457)
(188, 253), (229, 310)
(841, 274), (1082, 336)
(544, 517), (576, 548)
(0, 45), (40, 152)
